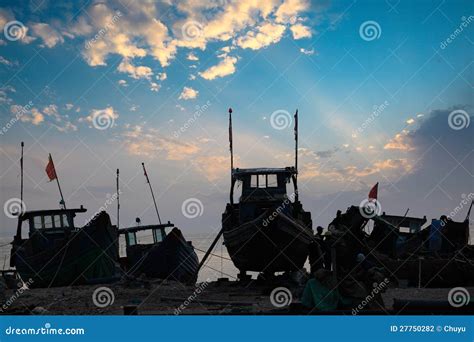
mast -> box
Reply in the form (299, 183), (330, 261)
(228, 107), (234, 206)
(142, 162), (162, 225)
(20, 141), (24, 213)
(294, 109), (299, 201)
(116, 168), (120, 229)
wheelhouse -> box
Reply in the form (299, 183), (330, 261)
(119, 222), (175, 247)
(15, 206), (87, 239)
(231, 167), (298, 202)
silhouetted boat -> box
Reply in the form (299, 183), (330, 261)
(119, 222), (198, 283)
(216, 109), (312, 278)
(10, 207), (119, 288)
(222, 167), (313, 276)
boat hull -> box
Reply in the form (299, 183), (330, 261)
(222, 205), (313, 273)
(11, 212), (119, 288)
(124, 228), (199, 283)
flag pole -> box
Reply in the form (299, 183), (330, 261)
(49, 154), (66, 209)
(228, 107), (234, 206)
(20, 141), (24, 213)
(116, 168), (120, 229)
(142, 162), (162, 225)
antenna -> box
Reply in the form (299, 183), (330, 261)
(294, 109), (299, 201)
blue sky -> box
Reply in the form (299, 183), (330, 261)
(0, 0), (472, 237)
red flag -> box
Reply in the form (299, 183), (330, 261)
(368, 182), (378, 200)
(45, 154), (57, 181)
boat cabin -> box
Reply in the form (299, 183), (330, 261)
(15, 206), (87, 239)
(119, 222), (175, 248)
(379, 213), (427, 234)
(231, 167), (298, 203)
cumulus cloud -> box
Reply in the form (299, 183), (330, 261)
(117, 58), (153, 80)
(27, 0), (313, 83)
(31, 23), (64, 48)
(13, 104), (77, 131)
(384, 131), (414, 151)
(178, 86), (199, 100)
(290, 23), (312, 39)
(199, 56), (237, 80)
(300, 47), (315, 55)
(235, 22), (286, 50)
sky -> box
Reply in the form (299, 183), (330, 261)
(0, 0), (473, 239)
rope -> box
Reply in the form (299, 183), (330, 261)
(193, 246), (232, 261)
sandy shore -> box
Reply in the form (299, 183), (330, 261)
(2, 278), (472, 315)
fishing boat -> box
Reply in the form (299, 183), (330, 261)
(117, 164), (198, 283)
(119, 222), (198, 283)
(222, 167), (313, 275)
(8, 143), (119, 288)
(199, 109), (313, 279)
(10, 207), (119, 288)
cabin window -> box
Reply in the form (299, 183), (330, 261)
(53, 215), (62, 228)
(62, 214), (70, 228)
(258, 175), (266, 188)
(250, 175), (258, 188)
(33, 216), (43, 229)
(127, 232), (137, 246)
(43, 216), (53, 229)
(267, 174), (278, 187)
(153, 228), (164, 243)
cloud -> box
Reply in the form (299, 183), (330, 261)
(118, 79), (128, 87)
(117, 58), (153, 80)
(13, 106), (44, 125)
(123, 125), (200, 160)
(275, 0), (310, 23)
(194, 155), (229, 181)
(178, 86), (199, 100)
(300, 47), (315, 55)
(235, 22), (286, 50)
(187, 52), (199, 61)
(384, 131), (414, 151)
(0, 55), (17, 66)
(31, 23), (64, 48)
(290, 23), (312, 39)
(199, 56), (237, 80)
